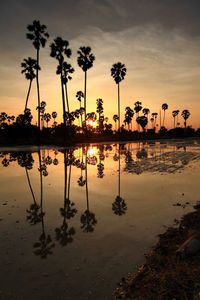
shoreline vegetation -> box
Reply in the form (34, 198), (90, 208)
(0, 126), (200, 147)
(114, 204), (200, 300)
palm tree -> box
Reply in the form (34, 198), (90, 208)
(57, 62), (74, 113)
(43, 113), (51, 128)
(134, 101), (142, 131)
(76, 91), (84, 127)
(142, 108), (150, 128)
(172, 110), (179, 128)
(96, 98), (104, 122)
(152, 112), (158, 130)
(113, 114), (119, 131)
(21, 57), (39, 111)
(52, 111), (57, 126)
(26, 20), (49, 130)
(181, 109), (190, 128)
(124, 107), (134, 130)
(111, 62), (127, 131)
(77, 47), (95, 119)
(136, 116), (148, 132)
(50, 37), (72, 126)
(162, 103), (168, 127)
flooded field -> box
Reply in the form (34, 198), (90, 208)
(0, 139), (200, 300)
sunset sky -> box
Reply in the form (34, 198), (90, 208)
(0, 0), (200, 129)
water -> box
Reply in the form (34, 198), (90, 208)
(0, 139), (200, 300)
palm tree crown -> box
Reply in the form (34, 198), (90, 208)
(26, 20), (49, 50)
(77, 47), (95, 71)
(111, 62), (126, 84)
(21, 57), (39, 80)
(50, 37), (71, 63)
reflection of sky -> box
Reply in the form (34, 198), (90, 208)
(0, 1), (200, 128)
(1, 141), (200, 297)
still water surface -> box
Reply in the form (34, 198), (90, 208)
(0, 140), (200, 299)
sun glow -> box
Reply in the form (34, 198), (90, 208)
(86, 120), (96, 127)
(87, 147), (97, 156)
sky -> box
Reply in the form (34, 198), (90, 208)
(0, 0), (200, 129)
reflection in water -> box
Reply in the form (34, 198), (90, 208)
(112, 144), (127, 216)
(1, 141), (200, 298)
(33, 151), (55, 258)
(0, 140), (200, 257)
(55, 150), (77, 246)
(80, 147), (97, 232)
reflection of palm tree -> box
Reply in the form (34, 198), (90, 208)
(80, 148), (97, 232)
(33, 150), (55, 258)
(55, 150), (77, 246)
(112, 145), (127, 216)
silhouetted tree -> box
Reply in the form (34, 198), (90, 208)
(142, 108), (150, 128)
(111, 62), (127, 130)
(43, 113), (51, 128)
(172, 110), (179, 128)
(136, 116), (148, 132)
(57, 62), (74, 113)
(124, 106), (134, 130)
(77, 46), (95, 119)
(26, 20), (49, 130)
(181, 109), (190, 128)
(50, 37), (72, 127)
(162, 103), (168, 127)
(76, 91), (84, 126)
(21, 57), (39, 111)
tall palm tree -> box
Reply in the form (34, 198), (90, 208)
(134, 101), (142, 131)
(76, 91), (84, 127)
(57, 62), (74, 113)
(50, 37), (72, 126)
(172, 110), (179, 128)
(26, 20), (49, 130)
(124, 106), (134, 130)
(181, 109), (190, 128)
(77, 47), (95, 119)
(162, 103), (168, 127)
(21, 57), (39, 111)
(111, 62), (127, 131)
(113, 114), (119, 131)
(142, 108), (150, 128)
(96, 98), (104, 122)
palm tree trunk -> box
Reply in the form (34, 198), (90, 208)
(25, 167), (37, 205)
(68, 164), (71, 200)
(118, 83), (120, 131)
(163, 110), (165, 127)
(65, 83), (70, 113)
(118, 146), (121, 197)
(25, 80), (32, 111)
(64, 150), (67, 205)
(38, 151), (43, 209)
(36, 49), (41, 131)
(60, 73), (66, 126)
(84, 71), (87, 120)
(85, 149), (89, 211)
